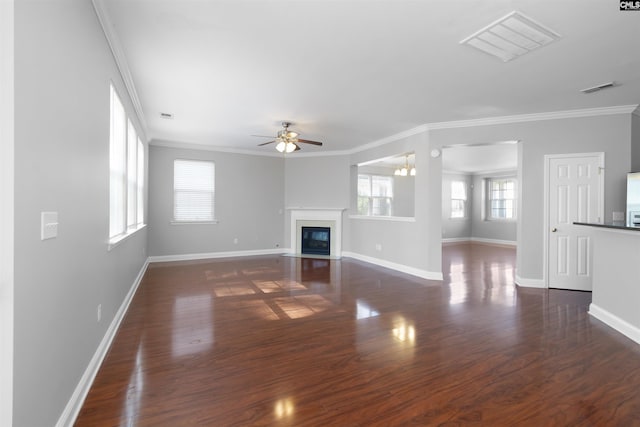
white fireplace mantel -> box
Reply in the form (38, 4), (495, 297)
(287, 208), (346, 257)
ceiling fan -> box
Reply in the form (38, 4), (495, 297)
(254, 122), (323, 153)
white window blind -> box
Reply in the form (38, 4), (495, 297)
(174, 159), (215, 222)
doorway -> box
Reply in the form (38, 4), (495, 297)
(441, 142), (519, 246)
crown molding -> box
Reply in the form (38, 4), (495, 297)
(345, 124), (429, 155)
(427, 105), (639, 131)
(92, 0), (149, 141)
(138, 104), (640, 158)
(149, 139), (289, 157)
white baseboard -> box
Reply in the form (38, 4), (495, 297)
(441, 237), (470, 244)
(589, 303), (640, 346)
(56, 259), (149, 427)
(515, 274), (546, 288)
(147, 248), (285, 263)
(441, 237), (517, 247)
(470, 237), (517, 247)
(341, 251), (443, 281)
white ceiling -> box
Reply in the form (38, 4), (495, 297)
(100, 0), (640, 154)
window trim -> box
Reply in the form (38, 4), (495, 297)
(108, 83), (145, 249)
(485, 177), (518, 221)
(172, 159), (217, 224)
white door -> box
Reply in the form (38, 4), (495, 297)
(547, 154), (603, 291)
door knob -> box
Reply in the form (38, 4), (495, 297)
(551, 228), (557, 232)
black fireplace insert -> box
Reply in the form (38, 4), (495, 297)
(301, 227), (331, 256)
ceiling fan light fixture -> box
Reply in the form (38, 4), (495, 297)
(410, 167), (416, 176)
(285, 142), (297, 153)
(275, 140), (287, 152)
(255, 121), (323, 152)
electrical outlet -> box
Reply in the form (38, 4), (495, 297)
(375, 243), (382, 251)
(233, 237), (238, 244)
(97, 304), (102, 323)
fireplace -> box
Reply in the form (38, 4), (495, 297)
(301, 227), (331, 256)
(288, 208), (345, 258)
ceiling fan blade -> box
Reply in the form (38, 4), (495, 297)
(251, 134), (275, 138)
(257, 140), (276, 146)
(297, 138), (323, 146)
(294, 143), (301, 151)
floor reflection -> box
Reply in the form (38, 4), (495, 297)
(172, 294), (213, 357)
(444, 243), (517, 307)
(356, 300), (379, 319)
(121, 342), (144, 427)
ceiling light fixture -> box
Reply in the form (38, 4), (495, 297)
(276, 139), (298, 153)
(394, 155), (416, 177)
(460, 11), (561, 62)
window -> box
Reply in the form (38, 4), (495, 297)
(487, 178), (516, 220)
(451, 181), (467, 218)
(357, 174), (393, 216)
(109, 84), (145, 243)
(173, 159), (215, 222)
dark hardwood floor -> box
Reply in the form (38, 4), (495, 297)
(75, 243), (640, 426)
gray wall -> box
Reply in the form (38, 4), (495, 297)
(430, 114), (632, 283)
(283, 155), (351, 250)
(148, 145), (285, 256)
(347, 132), (440, 275)
(470, 172), (518, 242)
(442, 172), (472, 239)
(14, 1), (148, 426)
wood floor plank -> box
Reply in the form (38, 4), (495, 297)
(75, 244), (640, 426)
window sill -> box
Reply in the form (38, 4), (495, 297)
(170, 220), (219, 225)
(108, 224), (146, 251)
(349, 215), (416, 222)
(485, 218), (517, 222)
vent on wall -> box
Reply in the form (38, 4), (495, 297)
(581, 82), (616, 94)
(460, 11), (561, 62)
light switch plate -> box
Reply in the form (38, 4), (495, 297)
(41, 211), (58, 240)
(613, 211), (624, 221)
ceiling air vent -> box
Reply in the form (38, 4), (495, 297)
(160, 112), (174, 119)
(580, 82), (616, 94)
(460, 11), (561, 62)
